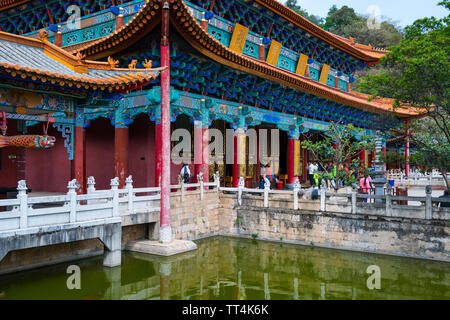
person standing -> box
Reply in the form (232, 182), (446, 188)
(180, 163), (191, 183)
(308, 162), (315, 186)
(258, 164), (266, 189)
(359, 173), (373, 203)
(438, 190), (450, 208)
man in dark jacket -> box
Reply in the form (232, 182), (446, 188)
(438, 190), (450, 208)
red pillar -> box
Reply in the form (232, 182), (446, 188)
(73, 126), (86, 194)
(360, 147), (366, 168)
(194, 122), (203, 182)
(405, 119), (410, 176)
(287, 138), (295, 184)
(160, 1), (172, 243)
(201, 127), (209, 182)
(232, 133), (239, 187)
(155, 122), (162, 187)
(114, 127), (128, 188)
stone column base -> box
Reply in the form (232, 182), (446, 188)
(125, 239), (197, 256)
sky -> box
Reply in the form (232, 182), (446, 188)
(294, 0), (448, 27)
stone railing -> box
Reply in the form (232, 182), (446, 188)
(388, 169), (449, 187)
(224, 177), (450, 221)
(0, 172), (221, 233)
(0, 179), (118, 232)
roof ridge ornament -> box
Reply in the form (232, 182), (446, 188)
(38, 29), (48, 42)
(75, 50), (86, 62)
(107, 56), (119, 69)
(143, 59), (152, 69)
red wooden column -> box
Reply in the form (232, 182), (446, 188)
(194, 121), (203, 182)
(404, 119), (410, 177)
(232, 132), (239, 187)
(159, 1), (172, 243)
(360, 147), (366, 168)
(287, 138), (295, 184)
(155, 122), (162, 186)
(370, 151), (375, 167)
(114, 126), (128, 188)
(73, 125), (86, 194)
(201, 127), (210, 182)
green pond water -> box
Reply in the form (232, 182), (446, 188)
(0, 237), (448, 300)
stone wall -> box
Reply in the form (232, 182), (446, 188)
(1, 189), (448, 275)
(171, 189), (221, 240)
(0, 189), (221, 274)
(223, 194), (449, 262)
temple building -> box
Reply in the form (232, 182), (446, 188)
(0, 0), (422, 196)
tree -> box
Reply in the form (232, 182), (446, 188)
(358, 1), (450, 191)
(284, 0), (324, 27)
(323, 5), (361, 35)
(301, 122), (375, 191)
(323, 5), (402, 48)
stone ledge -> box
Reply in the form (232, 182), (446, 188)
(125, 239), (197, 256)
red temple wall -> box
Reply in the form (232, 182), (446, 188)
(0, 120), (19, 189)
(129, 115), (155, 188)
(25, 125), (71, 193)
(85, 118), (115, 190)
(1, 117), (202, 192)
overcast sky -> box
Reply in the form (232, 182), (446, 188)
(294, 0), (448, 27)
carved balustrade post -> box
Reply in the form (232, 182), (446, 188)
(126, 175), (134, 214)
(67, 179), (78, 223)
(111, 177), (120, 217)
(17, 180), (28, 229)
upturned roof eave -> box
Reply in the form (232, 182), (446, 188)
(72, 0), (420, 117)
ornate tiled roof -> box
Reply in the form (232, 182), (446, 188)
(1, 0), (387, 63)
(73, 0), (421, 118)
(252, 0), (385, 63)
(0, 30), (162, 92)
(0, 0), (28, 11)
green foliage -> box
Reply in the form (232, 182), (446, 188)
(385, 152), (403, 166)
(285, 1), (402, 48)
(323, 5), (360, 33)
(323, 5), (402, 48)
(251, 233), (259, 239)
(359, 2), (450, 190)
(284, 0), (325, 27)
(301, 122), (374, 190)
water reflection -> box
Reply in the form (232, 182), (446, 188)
(0, 237), (448, 300)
